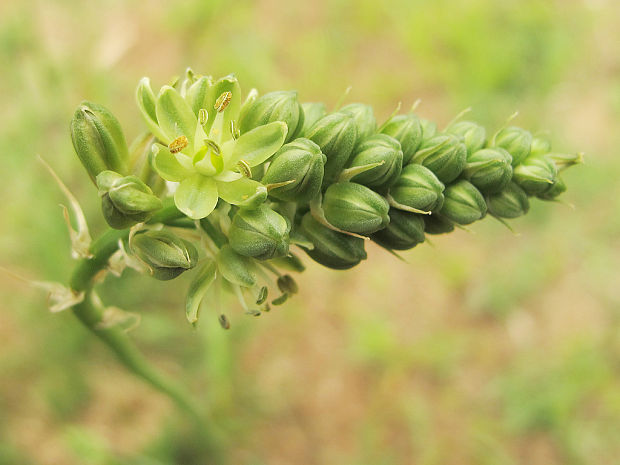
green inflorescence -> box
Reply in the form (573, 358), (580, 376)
(69, 68), (582, 328)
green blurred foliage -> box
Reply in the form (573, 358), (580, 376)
(1, 0), (619, 464)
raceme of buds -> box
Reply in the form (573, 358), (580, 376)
(493, 126), (533, 166)
(239, 90), (304, 143)
(512, 154), (558, 195)
(228, 205), (290, 260)
(439, 180), (487, 225)
(130, 230), (198, 280)
(261, 138), (326, 203)
(486, 181), (530, 218)
(322, 182), (390, 235)
(446, 121), (486, 155)
(71, 101), (129, 183)
(340, 103), (377, 142)
(371, 208), (425, 250)
(305, 111), (358, 184)
(346, 134), (403, 191)
(96, 171), (163, 229)
(388, 164), (445, 214)
(299, 212), (367, 270)
(411, 133), (467, 184)
(380, 113), (423, 164)
(65, 70), (582, 329)
(461, 147), (513, 194)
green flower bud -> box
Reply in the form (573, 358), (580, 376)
(346, 134), (403, 191)
(229, 205), (290, 260)
(513, 154), (558, 195)
(96, 171), (162, 229)
(131, 230), (198, 280)
(239, 90), (304, 143)
(389, 164), (445, 213)
(545, 152), (583, 171)
(261, 138), (326, 203)
(371, 209), (425, 250)
(380, 114), (423, 164)
(537, 176), (567, 201)
(493, 126), (533, 166)
(299, 212), (367, 270)
(217, 244), (257, 287)
(70, 101), (129, 183)
(486, 181), (530, 218)
(462, 148), (513, 194)
(340, 103), (376, 142)
(323, 182), (390, 235)
(306, 112), (358, 184)
(300, 102), (327, 135)
(420, 119), (438, 141)
(439, 180), (487, 225)
(411, 134), (467, 184)
(530, 135), (552, 156)
(423, 214), (454, 235)
(446, 121), (486, 155)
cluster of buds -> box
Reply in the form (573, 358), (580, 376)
(70, 69), (581, 328)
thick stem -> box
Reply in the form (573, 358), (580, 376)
(67, 202), (225, 456)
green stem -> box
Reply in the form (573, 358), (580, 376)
(68, 201), (226, 456)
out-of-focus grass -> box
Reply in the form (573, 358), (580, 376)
(1, 0), (619, 464)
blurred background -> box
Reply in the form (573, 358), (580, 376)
(1, 0), (619, 463)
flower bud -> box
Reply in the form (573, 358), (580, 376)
(462, 148), (513, 194)
(530, 135), (552, 156)
(299, 212), (367, 270)
(446, 121), (486, 155)
(493, 126), (533, 166)
(216, 244), (257, 288)
(96, 171), (162, 229)
(371, 209), (425, 250)
(439, 180), (487, 225)
(411, 134), (467, 183)
(389, 164), (445, 213)
(261, 138), (326, 203)
(545, 152), (583, 171)
(423, 214), (455, 235)
(229, 205), (290, 260)
(537, 176), (566, 201)
(380, 114), (423, 164)
(306, 112), (358, 184)
(300, 102), (327, 135)
(70, 101), (129, 183)
(420, 119), (438, 141)
(486, 181), (530, 218)
(512, 154), (558, 195)
(323, 182), (390, 235)
(340, 103), (376, 142)
(346, 134), (403, 191)
(239, 90), (304, 143)
(130, 230), (198, 280)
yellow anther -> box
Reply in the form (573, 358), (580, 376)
(168, 135), (189, 154)
(214, 91), (232, 113)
